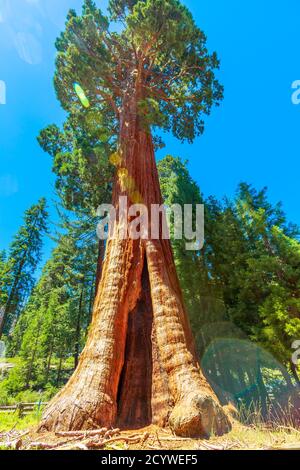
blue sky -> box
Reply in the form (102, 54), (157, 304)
(0, 0), (300, 263)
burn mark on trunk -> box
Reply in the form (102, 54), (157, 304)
(117, 257), (153, 429)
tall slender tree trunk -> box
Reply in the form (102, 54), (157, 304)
(44, 342), (54, 385)
(290, 360), (300, 386)
(257, 366), (269, 418)
(74, 288), (84, 369)
(38, 95), (230, 437)
(56, 354), (64, 386)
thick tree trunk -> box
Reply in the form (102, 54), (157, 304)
(38, 99), (230, 437)
(56, 354), (64, 386)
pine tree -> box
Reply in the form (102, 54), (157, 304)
(0, 199), (48, 338)
(11, 221), (98, 390)
(37, 113), (114, 213)
(205, 184), (300, 380)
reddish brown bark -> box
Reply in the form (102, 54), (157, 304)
(116, 260), (153, 429)
(38, 94), (231, 437)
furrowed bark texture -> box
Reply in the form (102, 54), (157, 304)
(38, 96), (231, 437)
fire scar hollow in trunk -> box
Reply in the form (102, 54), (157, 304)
(38, 110), (231, 438)
(117, 259), (153, 429)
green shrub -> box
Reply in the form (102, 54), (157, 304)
(0, 358), (59, 405)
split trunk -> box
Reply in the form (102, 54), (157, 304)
(38, 97), (231, 437)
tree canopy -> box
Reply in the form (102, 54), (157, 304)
(53, 0), (222, 143)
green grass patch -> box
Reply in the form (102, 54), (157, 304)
(0, 410), (42, 432)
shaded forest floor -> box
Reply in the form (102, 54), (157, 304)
(1, 420), (300, 451)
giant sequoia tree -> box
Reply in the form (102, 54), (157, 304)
(39, 0), (230, 436)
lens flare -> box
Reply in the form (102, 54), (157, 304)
(131, 190), (143, 204)
(117, 168), (138, 195)
(109, 152), (122, 167)
(73, 82), (90, 108)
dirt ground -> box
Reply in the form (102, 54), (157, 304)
(1, 421), (300, 451)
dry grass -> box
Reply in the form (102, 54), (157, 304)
(0, 420), (300, 450)
(213, 421), (300, 450)
(1, 401), (300, 451)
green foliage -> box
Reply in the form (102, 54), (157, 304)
(8, 217), (98, 391)
(0, 356), (57, 406)
(126, 0), (222, 140)
(159, 157), (300, 382)
(158, 155), (216, 338)
(38, 113), (114, 213)
(204, 184), (300, 372)
(0, 199), (48, 336)
(108, 0), (139, 20)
